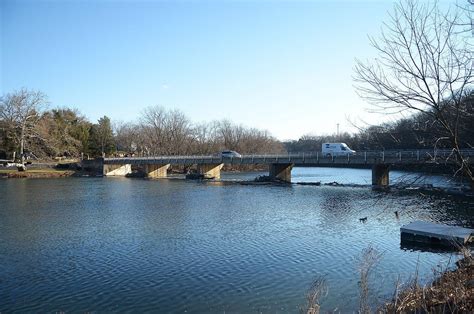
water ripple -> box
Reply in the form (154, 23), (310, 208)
(0, 173), (471, 313)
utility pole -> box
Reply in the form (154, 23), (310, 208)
(336, 123), (340, 138)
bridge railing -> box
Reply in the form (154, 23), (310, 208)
(241, 149), (473, 159)
(279, 149), (474, 160)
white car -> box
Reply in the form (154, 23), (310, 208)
(220, 150), (242, 158)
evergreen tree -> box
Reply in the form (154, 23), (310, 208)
(88, 116), (115, 157)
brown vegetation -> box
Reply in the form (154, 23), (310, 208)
(359, 246), (384, 314)
(116, 106), (284, 157)
(302, 276), (327, 314)
(302, 245), (473, 314)
(381, 249), (473, 313)
(1, 94), (284, 162)
(0, 169), (75, 178)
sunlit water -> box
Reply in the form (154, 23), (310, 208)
(0, 167), (472, 312)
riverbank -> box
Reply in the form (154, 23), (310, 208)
(304, 248), (473, 313)
(381, 253), (473, 313)
(0, 169), (76, 178)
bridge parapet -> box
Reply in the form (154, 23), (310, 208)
(104, 149), (472, 167)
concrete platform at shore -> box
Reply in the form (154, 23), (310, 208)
(401, 221), (473, 246)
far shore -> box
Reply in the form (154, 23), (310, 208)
(0, 168), (76, 178)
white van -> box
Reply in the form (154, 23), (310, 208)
(322, 143), (356, 157)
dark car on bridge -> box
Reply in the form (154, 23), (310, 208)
(220, 150), (242, 158)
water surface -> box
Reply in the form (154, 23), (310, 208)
(0, 167), (472, 312)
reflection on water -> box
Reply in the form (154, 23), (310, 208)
(399, 242), (464, 254)
(0, 168), (472, 312)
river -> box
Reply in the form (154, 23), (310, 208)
(0, 167), (472, 312)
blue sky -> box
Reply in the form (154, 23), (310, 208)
(0, 0), (436, 140)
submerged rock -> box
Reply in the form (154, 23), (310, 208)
(295, 181), (321, 186)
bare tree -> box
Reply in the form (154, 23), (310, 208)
(191, 122), (220, 155)
(215, 119), (240, 150)
(0, 89), (48, 162)
(139, 106), (193, 156)
(164, 109), (192, 155)
(139, 106), (167, 155)
(113, 121), (139, 155)
(354, 0), (474, 186)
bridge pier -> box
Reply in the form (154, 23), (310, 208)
(145, 164), (170, 178)
(372, 164), (390, 187)
(197, 163), (224, 179)
(103, 164), (132, 176)
(269, 163), (293, 183)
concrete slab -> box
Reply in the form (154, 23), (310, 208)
(401, 221), (473, 245)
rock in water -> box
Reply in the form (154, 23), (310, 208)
(16, 163), (27, 171)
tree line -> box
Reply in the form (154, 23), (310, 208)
(285, 91), (474, 153)
(114, 106), (285, 157)
(0, 89), (284, 161)
(1, 87), (472, 159)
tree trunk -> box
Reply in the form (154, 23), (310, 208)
(20, 125), (25, 164)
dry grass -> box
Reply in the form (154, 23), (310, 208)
(303, 245), (473, 313)
(380, 247), (473, 313)
(302, 276), (328, 314)
(0, 169), (75, 178)
(0, 169), (66, 173)
(358, 245), (384, 314)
